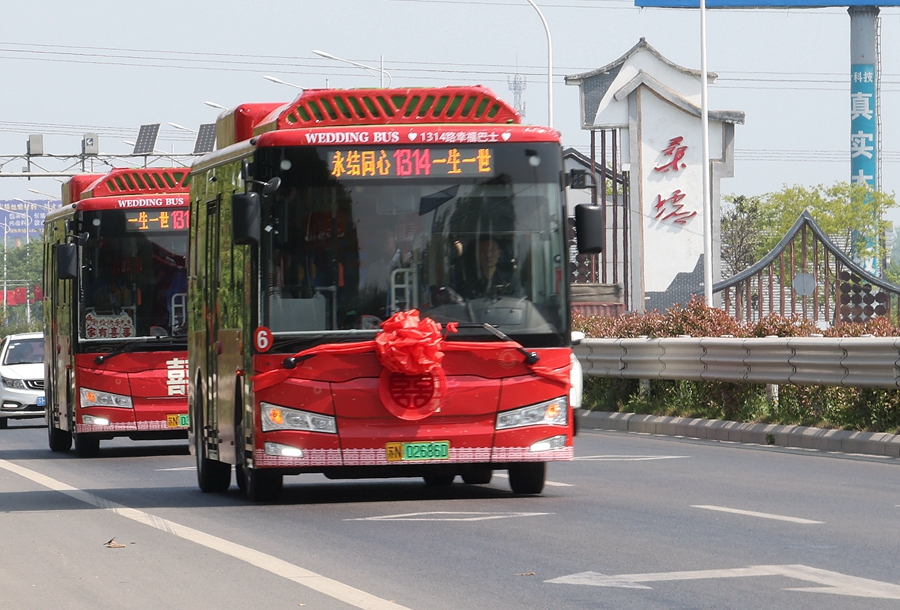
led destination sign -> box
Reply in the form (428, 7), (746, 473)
(125, 209), (190, 232)
(327, 147), (494, 180)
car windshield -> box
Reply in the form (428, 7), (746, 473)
(256, 143), (568, 346)
(4, 338), (43, 365)
(78, 209), (189, 340)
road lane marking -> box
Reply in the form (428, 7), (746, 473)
(156, 466), (196, 471)
(574, 455), (689, 462)
(692, 505), (823, 524)
(546, 564), (900, 599)
(491, 472), (572, 487)
(347, 511), (551, 521)
(0, 459), (411, 610)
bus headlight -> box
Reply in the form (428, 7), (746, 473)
(264, 442), (304, 457)
(260, 402), (337, 434)
(496, 396), (568, 430)
(80, 387), (133, 408)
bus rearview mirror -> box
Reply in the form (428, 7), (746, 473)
(55, 243), (78, 280)
(574, 204), (603, 254)
(232, 192), (260, 245)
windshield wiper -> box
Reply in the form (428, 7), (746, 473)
(93, 336), (182, 365)
(451, 323), (539, 364)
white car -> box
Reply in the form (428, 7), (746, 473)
(0, 332), (46, 428)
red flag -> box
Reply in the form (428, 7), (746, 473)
(33, 285), (43, 302)
(15, 287), (26, 305)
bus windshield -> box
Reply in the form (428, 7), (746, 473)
(79, 208), (189, 340)
(256, 142), (568, 346)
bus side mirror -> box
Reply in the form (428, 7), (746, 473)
(56, 243), (78, 279)
(232, 192), (260, 246)
(574, 204), (603, 254)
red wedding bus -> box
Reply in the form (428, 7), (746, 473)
(189, 86), (588, 500)
(44, 168), (191, 456)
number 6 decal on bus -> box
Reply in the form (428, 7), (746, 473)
(254, 326), (273, 352)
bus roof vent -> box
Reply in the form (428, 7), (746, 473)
(85, 168), (191, 198)
(274, 86), (521, 129)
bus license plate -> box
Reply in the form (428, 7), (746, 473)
(386, 441), (450, 462)
(167, 414), (190, 428)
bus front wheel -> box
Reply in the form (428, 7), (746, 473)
(48, 422), (72, 452)
(74, 432), (100, 458)
(508, 462), (546, 495)
(194, 395), (231, 493)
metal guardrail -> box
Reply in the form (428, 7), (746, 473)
(575, 337), (900, 389)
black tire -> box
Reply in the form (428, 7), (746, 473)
(194, 393), (231, 493)
(48, 421), (72, 452)
(462, 468), (493, 485)
(508, 462), (546, 495)
(0, 418), (7, 429)
(73, 432), (100, 458)
(423, 474), (455, 486)
(235, 403), (282, 502)
(242, 465), (283, 502)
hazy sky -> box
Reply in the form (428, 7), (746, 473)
(1, 0), (898, 217)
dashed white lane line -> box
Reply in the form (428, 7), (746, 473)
(0, 459), (411, 610)
(492, 472), (573, 487)
(692, 505), (824, 524)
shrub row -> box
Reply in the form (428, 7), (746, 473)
(574, 296), (900, 434)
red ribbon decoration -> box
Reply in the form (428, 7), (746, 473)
(250, 310), (570, 393)
(375, 310), (445, 375)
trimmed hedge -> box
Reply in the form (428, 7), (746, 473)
(574, 296), (900, 434)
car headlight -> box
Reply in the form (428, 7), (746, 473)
(1, 377), (26, 390)
(80, 387), (133, 408)
(260, 402), (337, 433)
(496, 396), (568, 430)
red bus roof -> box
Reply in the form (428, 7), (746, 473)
(62, 173), (104, 205)
(81, 168), (190, 199)
(216, 86), (524, 148)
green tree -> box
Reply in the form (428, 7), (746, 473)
(721, 194), (764, 276)
(1, 239), (43, 332)
(755, 183), (896, 263)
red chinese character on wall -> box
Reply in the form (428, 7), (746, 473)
(653, 136), (688, 173)
(654, 190), (697, 224)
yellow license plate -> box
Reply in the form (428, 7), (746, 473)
(167, 414), (190, 428)
(386, 441), (451, 462)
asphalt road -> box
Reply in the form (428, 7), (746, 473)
(2, 419), (899, 609)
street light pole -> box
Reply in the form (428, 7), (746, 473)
(526, 0), (553, 128)
(312, 50), (392, 88)
(699, 0), (713, 306)
(0, 222), (7, 317)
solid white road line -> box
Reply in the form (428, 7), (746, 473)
(0, 459), (411, 610)
(691, 505), (823, 524)
(574, 455), (689, 462)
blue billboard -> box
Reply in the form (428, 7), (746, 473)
(0, 201), (56, 247)
(636, 0), (900, 7)
(850, 64), (877, 188)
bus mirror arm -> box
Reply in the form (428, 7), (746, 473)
(246, 176), (282, 196)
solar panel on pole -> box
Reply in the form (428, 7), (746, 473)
(132, 124), (160, 155)
(193, 124), (217, 154)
